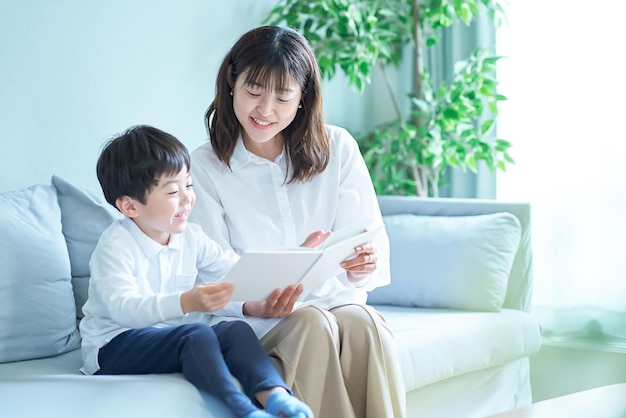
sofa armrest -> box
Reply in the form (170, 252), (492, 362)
(377, 195), (533, 312)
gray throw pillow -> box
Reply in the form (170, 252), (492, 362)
(367, 213), (521, 312)
(51, 175), (122, 318)
(0, 184), (80, 363)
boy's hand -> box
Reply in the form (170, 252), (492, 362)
(181, 282), (234, 314)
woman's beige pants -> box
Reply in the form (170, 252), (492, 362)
(260, 304), (406, 418)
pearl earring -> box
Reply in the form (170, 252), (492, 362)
(298, 104), (302, 109)
(229, 90), (233, 96)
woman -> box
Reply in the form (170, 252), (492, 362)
(190, 25), (406, 418)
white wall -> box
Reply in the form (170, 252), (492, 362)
(0, 0), (372, 193)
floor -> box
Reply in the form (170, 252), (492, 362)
(486, 383), (626, 418)
(529, 340), (626, 402)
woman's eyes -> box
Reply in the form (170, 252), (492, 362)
(246, 89), (293, 103)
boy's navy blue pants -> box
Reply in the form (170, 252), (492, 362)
(96, 321), (287, 417)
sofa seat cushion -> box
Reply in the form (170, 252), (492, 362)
(0, 349), (234, 418)
(374, 306), (542, 392)
(0, 348), (83, 378)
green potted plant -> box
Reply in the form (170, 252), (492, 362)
(265, 0), (513, 197)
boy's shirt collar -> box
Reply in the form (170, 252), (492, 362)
(121, 217), (182, 259)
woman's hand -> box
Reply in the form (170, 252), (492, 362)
(180, 282), (234, 314)
(300, 229), (331, 248)
(241, 230), (328, 318)
(341, 242), (378, 283)
(242, 284), (303, 318)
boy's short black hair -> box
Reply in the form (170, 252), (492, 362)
(96, 125), (190, 207)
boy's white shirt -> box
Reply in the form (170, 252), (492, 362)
(189, 124), (391, 339)
(79, 217), (239, 375)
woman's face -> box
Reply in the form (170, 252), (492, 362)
(232, 72), (302, 157)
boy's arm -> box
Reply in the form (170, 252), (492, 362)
(192, 225), (244, 317)
(89, 241), (184, 328)
(193, 224), (240, 283)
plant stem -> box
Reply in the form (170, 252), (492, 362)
(380, 64), (404, 122)
(412, 0), (423, 103)
(412, 0), (427, 197)
(431, 171), (439, 198)
(412, 162), (427, 197)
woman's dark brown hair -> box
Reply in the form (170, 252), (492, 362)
(205, 25), (329, 182)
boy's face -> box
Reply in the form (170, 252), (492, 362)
(126, 168), (195, 245)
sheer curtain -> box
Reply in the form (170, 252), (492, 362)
(496, 1), (626, 349)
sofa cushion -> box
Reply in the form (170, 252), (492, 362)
(0, 350), (235, 418)
(0, 184), (81, 363)
(51, 175), (122, 318)
(376, 306), (541, 391)
(368, 213), (521, 311)
(52, 175), (122, 277)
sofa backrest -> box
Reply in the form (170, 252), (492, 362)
(377, 195), (533, 312)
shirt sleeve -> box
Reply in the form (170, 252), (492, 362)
(192, 225), (246, 318)
(193, 224), (240, 282)
(88, 234), (184, 328)
(331, 126), (391, 291)
(189, 147), (233, 250)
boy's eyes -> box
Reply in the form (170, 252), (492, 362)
(167, 184), (192, 195)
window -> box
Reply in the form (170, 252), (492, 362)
(496, 1), (626, 349)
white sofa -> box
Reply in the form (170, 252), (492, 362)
(0, 176), (541, 418)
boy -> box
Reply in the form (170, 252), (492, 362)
(79, 125), (313, 418)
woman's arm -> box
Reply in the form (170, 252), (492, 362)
(332, 127), (391, 290)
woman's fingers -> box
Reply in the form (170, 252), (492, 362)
(262, 285), (302, 317)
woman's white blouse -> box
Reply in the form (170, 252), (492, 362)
(189, 124), (390, 338)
